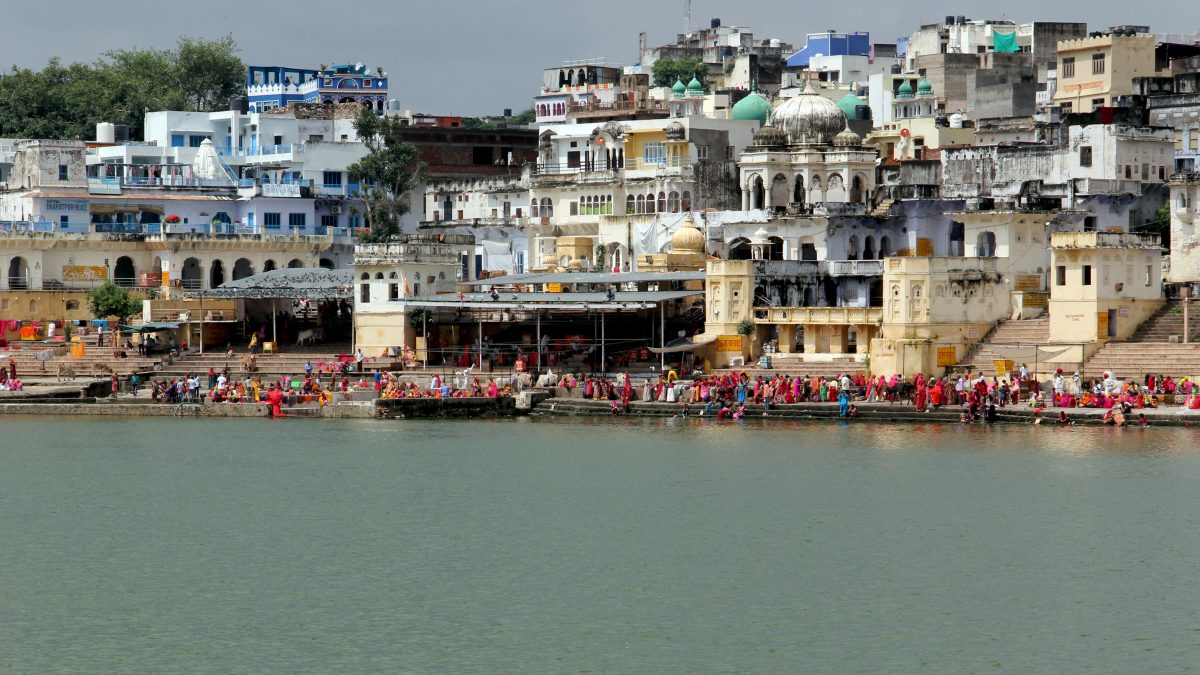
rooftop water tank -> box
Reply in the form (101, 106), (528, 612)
(949, 112), (964, 128)
(387, 99), (401, 111)
(96, 122), (115, 144)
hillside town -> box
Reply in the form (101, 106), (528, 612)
(4, 14), (1200, 400)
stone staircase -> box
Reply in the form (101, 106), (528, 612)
(715, 352), (867, 379)
(870, 198), (895, 218)
(2, 331), (162, 381)
(1083, 301), (1200, 378)
(960, 318), (1050, 376)
(153, 342), (397, 382)
(1128, 300), (1200, 342)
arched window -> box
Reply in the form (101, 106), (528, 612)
(531, 199), (539, 218)
(657, 191), (667, 213)
(864, 236), (876, 260)
(646, 193), (656, 214)
(668, 191), (680, 213)
(636, 195), (646, 214)
(682, 191), (692, 211)
(880, 236), (892, 258)
(540, 197), (553, 218)
(850, 175), (865, 203)
(848, 235), (860, 261)
(751, 175), (765, 210)
(626, 195), (635, 215)
(793, 176), (806, 205)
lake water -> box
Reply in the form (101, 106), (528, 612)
(2, 417), (1199, 673)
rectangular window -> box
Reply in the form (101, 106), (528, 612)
(697, 145), (709, 160)
(1146, 265), (1153, 287)
(1062, 57), (1075, 78)
(60, 215), (69, 230)
(389, 281), (399, 300)
(516, 251), (526, 275)
(273, 135), (283, 146)
(472, 146), (494, 165)
(1056, 266), (1067, 286)
(322, 171), (342, 186)
(1082, 265), (1093, 286)
(566, 151), (581, 168)
(188, 135), (209, 148)
(1079, 146), (1092, 167)
(263, 212), (281, 229)
(569, 201), (579, 216)
(360, 283), (370, 303)
(170, 134), (185, 148)
(320, 214), (338, 229)
(1091, 53), (1105, 75)
(308, 134), (324, 142)
(58, 164), (68, 180)
(644, 142), (667, 165)
(288, 213), (306, 228)
(1091, 98), (1105, 109)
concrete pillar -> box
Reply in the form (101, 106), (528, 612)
(778, 324), (796, 353)
(855, 324), (873, 354)
(742, 189), (750, 211)
(803, 324), (821, 354)
(829, 325), (850, 354)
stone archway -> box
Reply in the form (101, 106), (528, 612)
(7, 256), (29, 290)
(232, 258), (254, 281)
(182, 257), (202, 289)
(114, 256), (136, 287)
(210, 259), (226, 288)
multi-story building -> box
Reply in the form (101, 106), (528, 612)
(1052, 30), (1171, 114)
(526, 113), (755, 273)
(785, 32), (899, 87)
(246, 63), (390, 113)
(639, 19), (792, 94)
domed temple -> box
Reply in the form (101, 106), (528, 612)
(737, 83), (877, 213)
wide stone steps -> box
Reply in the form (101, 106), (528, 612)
(962, 319), (1050, 375)
(1083, 342), (1200, 378)
(1130, 301), (1200, 342)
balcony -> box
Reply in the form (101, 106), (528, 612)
(753, 306), (883, 325)
(313, 183), (363, 197)
(566, 99), (671, 120)
(0, 220), (57, 234)
(749, 259), (884, 278)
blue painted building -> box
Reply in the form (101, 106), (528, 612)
(786, 32), (872, 68)
(246, 63), (389, 113)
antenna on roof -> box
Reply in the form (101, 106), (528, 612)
(684, 0), (692, 33)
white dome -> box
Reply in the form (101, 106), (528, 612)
(770, 85), (847, 146)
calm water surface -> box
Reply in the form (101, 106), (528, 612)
(1, 417), (1199, 673)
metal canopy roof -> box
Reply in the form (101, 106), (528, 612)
(460, 271), (706, 286)
(185, 268), (353, 300)
(394, 290), (701, 311)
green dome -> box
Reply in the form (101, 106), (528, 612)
(896, 79), (914, 99)
(836, 92), (867, 119)
(732, 92), (772, 124)
(917, 77), (933, 96)
(671, 78), (686, 98)
(686, 76), (704, 95)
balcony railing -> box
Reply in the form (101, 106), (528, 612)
(750, 259), (884, 278)
(314, 183), (363, 197)
(0, 220), (56, 234)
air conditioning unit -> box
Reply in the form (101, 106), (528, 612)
(331, 205), (342, 214)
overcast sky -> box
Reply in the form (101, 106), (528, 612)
(1, 1), (1193, 115)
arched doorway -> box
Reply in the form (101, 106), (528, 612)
(863, 236), (876, 260)
(751, 176), (765, 210)
(879, 236), (892, 258)
(977, 231), (997, 257)
(210, 259), (226, 288)
(770, 174), (789, 210)
(850, 175), (865, 203)
(287, 258), (304, 269)
(319, 258), (335, 269)
(232, 258), (254, 281)
(114, 256), (136, 287)
(263, 259), (277, 273)
(7, 256), (29, 290)
(728, 237), (752, 260)
(793, 176), (806, 207)
(767, 236), (785, 261)
(182, 257), (202, 289)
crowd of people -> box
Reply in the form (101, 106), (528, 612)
(551, 363), (1194, 425)
(0, 359), (24, 392)
(377, 371), (513, 399)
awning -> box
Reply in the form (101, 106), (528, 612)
(648, 334), (717, 354)
(119, 322), (182, 333)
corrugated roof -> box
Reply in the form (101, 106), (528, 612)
(186, 268), (353, 300)
(462, 271), (705, 286)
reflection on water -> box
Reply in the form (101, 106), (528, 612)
(1, 416), (1198, 673)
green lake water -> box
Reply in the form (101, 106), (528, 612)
(1, 417), (1198, 673)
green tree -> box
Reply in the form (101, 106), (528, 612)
(174, 35), (245, 111)
(0, 36), (244, 140)
(348, 108), (426, 243)
(86, 281), (141, 325)
(652, 57), (706, 88)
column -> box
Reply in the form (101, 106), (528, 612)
(829, 325), (849, 354)
(778, 324), (796, 354)
(803, 324), (822, 354)
(742, 188), (750, 211)
(855, 325), (873, 355)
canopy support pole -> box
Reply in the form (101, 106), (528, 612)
(272, 299), (278, 352)
(660, 301), (665, 371)
(478, 318), (483, 370)
(198, 294), (204, 355)
(601, 311), (606, 373)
